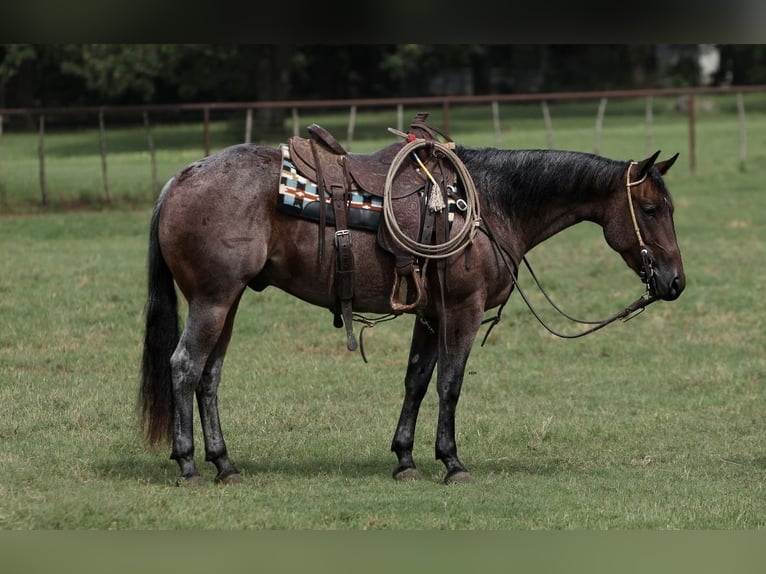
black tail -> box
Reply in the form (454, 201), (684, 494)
(139, 189), (179, 445)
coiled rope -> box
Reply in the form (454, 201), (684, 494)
(382, 139), (482, 259)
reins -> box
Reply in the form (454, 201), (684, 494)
(480, 161), (658, 343)
(356, 156), (660, 355)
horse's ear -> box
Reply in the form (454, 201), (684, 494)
(634, 150), (662, 180)
(654, 152), (679, 175)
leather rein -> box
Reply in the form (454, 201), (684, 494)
(480, 161), (658, 343)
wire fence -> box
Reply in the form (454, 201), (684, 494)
(0, 85), (764, 208)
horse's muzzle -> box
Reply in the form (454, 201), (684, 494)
(651, 268), (685, 301)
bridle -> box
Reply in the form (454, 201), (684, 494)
(625, 161), (656, 292)
(480, 161), (660, 342)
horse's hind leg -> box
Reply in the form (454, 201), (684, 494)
(391, 317), (439, 481)
(170, 300), (235, 485)
(196, 293), (244, 484)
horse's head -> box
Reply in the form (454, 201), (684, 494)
(603, 151), (685, 301)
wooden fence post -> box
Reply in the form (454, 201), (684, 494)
(0, 112), (4, 201)
(736, 92), (747, 169)
(292, 107), (300, 137)
(541, 101), (554, 149)
(98, 110), (112, 203)
(244, 108), (253, 144)
(347, 105), (357, 151)
(593, 97), (607, 155)
(143, 111), (158, 197)
(491, 101), (501, 147)
(38, 115), (48, 206)
(203, 107), (211, 157)
(645, 96), (654, 155)
(688, 94), (696, 174)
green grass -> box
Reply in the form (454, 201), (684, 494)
(1, 97), (765, 529)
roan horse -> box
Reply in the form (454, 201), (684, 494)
(139, 119), (685, 485)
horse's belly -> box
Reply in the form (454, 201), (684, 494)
(262, 228), (396, 314)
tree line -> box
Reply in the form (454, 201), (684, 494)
(2, 44), (765, 109)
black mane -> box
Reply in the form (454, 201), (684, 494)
(456, 146), (627, 216)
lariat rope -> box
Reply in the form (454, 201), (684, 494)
(382, 138), (482, 259)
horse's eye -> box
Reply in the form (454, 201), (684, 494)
(642, 204), (657, 217)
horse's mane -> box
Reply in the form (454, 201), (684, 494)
(456, 147), (627, 215)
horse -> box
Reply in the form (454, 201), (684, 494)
(139, 128), (685, 486)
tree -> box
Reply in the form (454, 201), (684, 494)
(57, 44), (168, 103)
(0, 44), (37, 107)
(714, 45), (766, 85)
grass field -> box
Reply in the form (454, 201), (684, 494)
(1, 96), (765, 530)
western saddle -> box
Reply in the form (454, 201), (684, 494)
(287, 112), (462, 352)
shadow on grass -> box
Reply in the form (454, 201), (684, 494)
(97, 449), (587, 486)
(96, 453), (396, 486)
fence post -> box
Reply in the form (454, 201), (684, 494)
(688, 94), (696, 174)
(397, 104), (403, 132)
(736, 92), (747, 170)
(143, 111), (158, 197)
(38, 115), (48, 206)
(491, 101), (501, 147)
(98, 110), (112, 203)
(593, 97), (607, 155)
(244, 108), (253, 144)
(346, 105), (357, 151)
(645, 96), (654, 155)
(292, 107), (300, 137)
(0, 112), (4, 201)
(541, 101), (554, 149)
(203, 107), (211, 157)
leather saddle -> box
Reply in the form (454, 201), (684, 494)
(289, 126), (426, 201)
(286, 113), (459, 352)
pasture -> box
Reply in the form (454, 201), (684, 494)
(1, 97), (765, 529)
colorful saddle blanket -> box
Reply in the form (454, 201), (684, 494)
(277, 144), (459, 232)
(277, 144), (382, 232)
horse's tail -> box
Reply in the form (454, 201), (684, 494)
(139, 180), (179, 446)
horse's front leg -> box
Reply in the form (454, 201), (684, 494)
(390, 316), (439, 481)
(435, 301), (484, 484)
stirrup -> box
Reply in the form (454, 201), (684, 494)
(390, 265), (427, 313)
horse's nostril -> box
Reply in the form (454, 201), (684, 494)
(670, 276), (684, 299)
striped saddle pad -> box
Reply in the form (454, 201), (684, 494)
(277, 144), (382, 232)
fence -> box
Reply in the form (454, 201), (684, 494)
(0, 85), (764, 206)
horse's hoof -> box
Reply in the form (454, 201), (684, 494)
(393, 466), (422, 481)
(176, 474), (205, 487)
(444, 470), (474, 485)
(215, 472), (244, 485)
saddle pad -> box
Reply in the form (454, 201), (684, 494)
(278, 144), (382, 232)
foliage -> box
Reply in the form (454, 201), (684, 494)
(0, 44), (746, 108)
(57, 44), (169, 103)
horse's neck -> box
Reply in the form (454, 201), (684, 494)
(477, 149), (623, 252)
